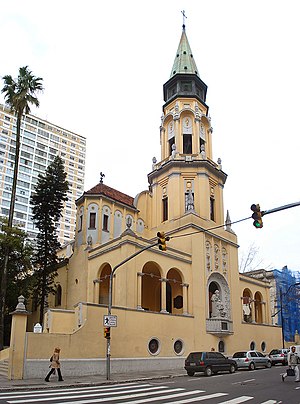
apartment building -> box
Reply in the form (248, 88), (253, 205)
(0, 103), (86, 245)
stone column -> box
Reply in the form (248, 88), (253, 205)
(137, 272), (144, 310)
(182, 283), (189, 315)
(160, 278), (168, 313)
(8, 296), (30, 380)
(93, 279), (100, 304)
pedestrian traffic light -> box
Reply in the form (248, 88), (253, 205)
(157, 232), (170, 251)
(251, 204), (264, 228)
(104, 327), (110, 339)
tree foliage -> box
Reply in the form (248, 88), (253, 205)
(30, 156), (69, 325)
(0, 218), (33, 345)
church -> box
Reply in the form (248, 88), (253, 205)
(22, 23), (281, 378)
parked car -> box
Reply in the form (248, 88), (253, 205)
(269, 348), (289, 366)
(184, 351), (237, 377)
(232, 350), (272, 370)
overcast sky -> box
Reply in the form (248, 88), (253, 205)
(1, 1), (300, 272)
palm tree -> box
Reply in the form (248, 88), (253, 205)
(0, 66), (43, 349)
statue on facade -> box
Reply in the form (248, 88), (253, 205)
(211, 290), (226, 318)
(185, 189), (194, 211)
(87, 234), (93, 247)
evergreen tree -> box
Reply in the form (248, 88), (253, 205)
(0, 218), (33, 346)
(30, 156), (69, 325)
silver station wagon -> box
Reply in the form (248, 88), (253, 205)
(232, 350), (272, 370)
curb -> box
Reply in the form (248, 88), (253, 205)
(0, 373), (187, 392)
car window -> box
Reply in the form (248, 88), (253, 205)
(250, 352), (258, 357)
(207, 352), (216, 359)
(215, 352), (225, 359)
(270, 349), (279, 355)
(233, 352), (246, 358)
(188, 352), (203, 361)
(257, 352), (265, 357)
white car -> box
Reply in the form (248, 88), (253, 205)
(232, 350), (272, 370)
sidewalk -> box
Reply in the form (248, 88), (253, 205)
(0, 369), (187, 392)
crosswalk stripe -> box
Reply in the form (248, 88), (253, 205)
(7, 386), (174, 403)
(53, 388), (185, 404)
(218, 396), (253, 403)
(121, 390), (205, 404)
(260, 401), (277, 404)
(0, 383), (150, 400)
(164, 392), (228, 403)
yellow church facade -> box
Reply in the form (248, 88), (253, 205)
(19, 24), (281, 378)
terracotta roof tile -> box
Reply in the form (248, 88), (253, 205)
(84, 183), (135, 208)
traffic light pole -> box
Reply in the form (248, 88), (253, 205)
(106, 241), (159, 380)
(262, 201), (300, 216)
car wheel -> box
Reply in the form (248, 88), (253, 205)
(266, 361), (272, 368)
(283, 362), (287, 366)
(249, 362), (255, 371)
(204, 366), (213, 377)
(187, 371), (195, 376)
(229, 364), (236, 373)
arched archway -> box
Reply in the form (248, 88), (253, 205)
(254, 291), (263, 323)
(166, 268), (183, 314)
(242, 288), (253, 323)
(141, 262), (162, 312)
(208, 281), (219, 318)
(98, 264), (112, 305)
(207, 273), (231, 319)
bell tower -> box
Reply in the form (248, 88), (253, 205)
(148, 24), (228, 230)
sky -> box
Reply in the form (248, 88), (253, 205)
(1, 0), (300, 272)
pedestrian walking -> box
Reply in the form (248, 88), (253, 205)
(45, 347), (64, 382)
(281, 346), (300, 382)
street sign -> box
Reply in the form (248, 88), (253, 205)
(103, 315), (117, 327)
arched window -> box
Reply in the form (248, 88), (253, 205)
(55, 285), (62, 307)
(99, 264), (112, 305)
(182, 116), (192, 154)
(218, 340), (225, 353)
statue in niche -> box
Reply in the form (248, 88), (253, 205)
(87, 234), (93, 247)
(185, 189), (194, 211)
(171, 143), (177, 159)
(200, 144), (206, 159)
(211, 290), (226, 318)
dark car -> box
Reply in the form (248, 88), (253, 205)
(184, 351), (237, 377)
(269, 348), (289, 366)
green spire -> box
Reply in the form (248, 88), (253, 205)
(170, 26), (199, 77)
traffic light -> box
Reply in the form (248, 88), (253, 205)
(157, 232), (170, 251)
(104, 327), (110, 339)
(251, 204), (264, 228)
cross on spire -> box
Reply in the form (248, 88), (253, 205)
(100, 171), (105, 184)
(181, 10), (187, 29)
